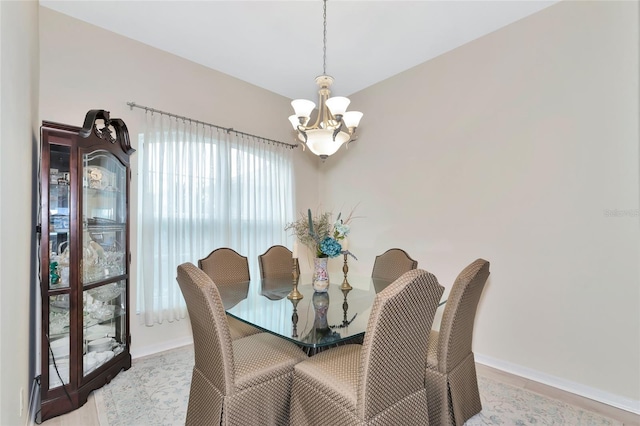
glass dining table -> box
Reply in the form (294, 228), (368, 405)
(219, 274), (446, 355)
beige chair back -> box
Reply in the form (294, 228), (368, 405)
(258, 245), (298, 279)
(198, 247), (250, 285)
(178, 262), (307, 425)
(176, 262), (235, 395)
(198, 248), (262, 341)
(437, 258), (490, 373)
(359, 269), (444, 420)
(371, 248), (418, 283)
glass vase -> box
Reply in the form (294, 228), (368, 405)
(312, 257), (330, 292)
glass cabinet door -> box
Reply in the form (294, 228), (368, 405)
(47, 144), (72, 389)
(83, 281), (127, 377)
(49, 295), (70, 388)
(80, 149), (128, 378)
(49, 144), (71, 290)
(81, 150), (127, 284)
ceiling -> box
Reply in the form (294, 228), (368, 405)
(40, 0), (558, 101)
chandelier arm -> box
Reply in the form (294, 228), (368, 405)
(297, 127), (308, 144)
(332, 121), (344, 142)
(318, 86), (330, 128)
(308, 98), (323, 129)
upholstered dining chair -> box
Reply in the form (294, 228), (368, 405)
(258, 245), (299, 280)
(424, 259), (490, 426)
(198, 248), (261, 340)
(177, 262), (308, 426)
(199, 247), (251, 285)
(289, 269), (444, 426)
(371, 248), (418, 285)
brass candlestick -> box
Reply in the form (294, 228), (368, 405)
(290, 298), (300, 337)
(341, 253), (352, 291)
(341, 287), (352, 327)
(288, 258), (303, 300)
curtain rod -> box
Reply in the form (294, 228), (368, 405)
(126, 101), (298, 150)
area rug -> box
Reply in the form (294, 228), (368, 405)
(94, 345), (621, 426)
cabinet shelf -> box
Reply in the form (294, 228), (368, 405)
(86, 224), (125, 232)
(49, 283), (70, 292)
(87, 306), (126, 324)
(83, 272), (127, 287)
(84, 187), (123, 196)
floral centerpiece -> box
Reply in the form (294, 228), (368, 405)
(285, 208), (357, 292)
(285, 208), (356, 258)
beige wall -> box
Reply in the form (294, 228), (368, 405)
(0, 1), (39, 424)
(324, 0), (639, 407)
(38, 7), (320, 357)
(34, 0), (639, 415)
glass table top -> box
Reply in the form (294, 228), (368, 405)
(221, 274), (444, 349)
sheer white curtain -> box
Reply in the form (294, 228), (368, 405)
(137, 111), (294, 325)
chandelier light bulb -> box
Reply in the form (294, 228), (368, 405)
(325, 96), (351, 117)
(291, 99), (316, 119)
(342, 111), (363, 129)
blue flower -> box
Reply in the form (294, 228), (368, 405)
(285, 207), (358, 259)
(319, 237), (342, 258)
(333, 221), (350, 238)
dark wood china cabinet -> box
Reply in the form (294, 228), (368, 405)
(39, 110), (135, 420)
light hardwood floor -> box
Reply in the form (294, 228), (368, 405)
(39, 393), (99, 426)
(41, 364), (640, 425)
(475, 364), (640, 426)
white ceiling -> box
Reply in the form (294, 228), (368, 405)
(40, 0), (558, 101)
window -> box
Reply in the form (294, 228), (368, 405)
(137, 112), (294, 325)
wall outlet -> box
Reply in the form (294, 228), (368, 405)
(19, 387), (24, 417)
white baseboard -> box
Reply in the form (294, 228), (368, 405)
(129, 343), (640, 415)
(475, 353), (640, 415)
(131, 336), (193, 360)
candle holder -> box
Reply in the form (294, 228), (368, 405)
(288, 258), (303, 300)
(290, 297), (300, 337)
(341, 287), (352, 327)
(341, 253), (352, 291)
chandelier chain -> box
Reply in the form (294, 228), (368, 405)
(322, 0), (327, 75)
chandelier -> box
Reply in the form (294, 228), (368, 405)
(288, 0), (363, 160)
